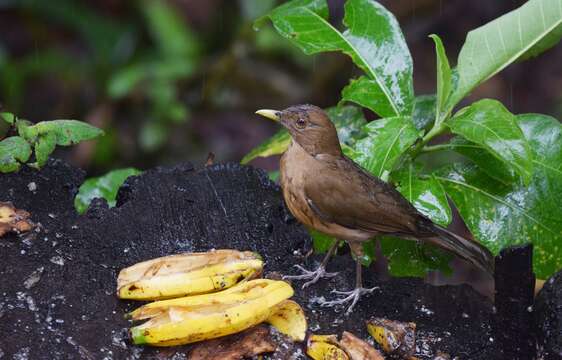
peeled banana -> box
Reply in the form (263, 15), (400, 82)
(129, 279), (294, 346)
(117, 249), (263, 300)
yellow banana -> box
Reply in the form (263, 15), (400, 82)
(266, 299), (307, 342)
(129, 279), (294, 346)
(127, 279), (278, 320)
(117, 249), (262, 300)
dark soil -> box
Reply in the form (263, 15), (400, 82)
(535, 270), (562, 360)
(1, 159), (503, 359)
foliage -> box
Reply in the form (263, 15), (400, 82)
(247, 0), (562, 278)
(75, 168), (142, 214)
(0, 112), (103, 173)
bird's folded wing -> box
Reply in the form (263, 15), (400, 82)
(304, 160), (420, 235)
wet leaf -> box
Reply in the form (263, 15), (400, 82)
(437, 113), (562, 278)
(75, 168), (142, 214)
(412, 95), (436, 132)
(429, 34), (451, 119)
(393, 163), (452, 226)
(341, 76), (396, 118)
(449, 137), (516, 185)
(242, 106), (367, 164)
(266, 0), (414, 116)
(447, 99), (533, 184)
(353, 117), (420, 177)
(0, 136), (32, 173)
(448, 0), (562, 108)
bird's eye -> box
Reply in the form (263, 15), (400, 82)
(295, 118), (307, 129)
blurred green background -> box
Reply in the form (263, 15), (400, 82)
(1, 0), (560, 175)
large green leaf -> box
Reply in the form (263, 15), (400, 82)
(380, 237), (453, 277)
(447, 99), (533, 184)
(353, 116), (420, 177)
(449, 137), (516, 185)
(241, 105), (367, 164)
(429, 35), (451, 120)
(437, 113), (562, 278)
(449, 0), (562, 108)
(266, 0), (414, 116)
(393, 163), (452, 226)
(75, 168), (142, 214)
(340, 76), (396, 118)
(0, 136), (32, 173)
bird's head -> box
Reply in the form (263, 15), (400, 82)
(256, 104), (341, 157)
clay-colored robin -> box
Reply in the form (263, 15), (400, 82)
(256, 104), (494, 313)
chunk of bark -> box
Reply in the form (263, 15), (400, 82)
(189, 325), (276, 360)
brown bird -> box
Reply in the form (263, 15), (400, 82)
(256, 104), (494, 313)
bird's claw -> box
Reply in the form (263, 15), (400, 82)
(282, 264), (338, 288)
(319, 286), (379, 314)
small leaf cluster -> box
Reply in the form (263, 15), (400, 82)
(0, 112), (103, 173)
(244, 0), (562, 278)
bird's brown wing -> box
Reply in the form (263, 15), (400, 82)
(304, 156), (423, 235)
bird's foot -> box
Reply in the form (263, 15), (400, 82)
(319, 286), (379, 315)
(282, 264), (339, 288)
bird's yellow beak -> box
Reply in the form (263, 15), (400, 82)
(255, 109), (280, 122)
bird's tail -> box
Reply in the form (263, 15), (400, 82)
(422, 224), (494, 275)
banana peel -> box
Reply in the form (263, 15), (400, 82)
(367, 318), (416, 359)
(266, 299), (307, 342)
(307, 333), (384, 360)
(117, 249), (262, 300)
(129, 279), (300, 346)
(307, 335), (349, 360)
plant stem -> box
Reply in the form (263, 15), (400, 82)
(420, 143), (453, 153)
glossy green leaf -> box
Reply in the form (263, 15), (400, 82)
(438, 114), (562, 278)
(340, 76), (395, 118)
(75, 168), (142, 214)
(266, 0), (414, 116)
(412, 95), (436, 132)
(393, 163), (452, 226)
(449, 137), (516, 185)
(447, 99), (532, 184)
(449, 0), (562, 108)
(241, 105), (367, 164)
(429, 34), (451, 119)
(353, 116), (420, 177)
(0, 136), (32, 173)
(1, 112), (15, 125)
(380, 236), (453, 277)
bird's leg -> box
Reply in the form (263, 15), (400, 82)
(283, 239), (341, 288)
(319, 251), (379, 314)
